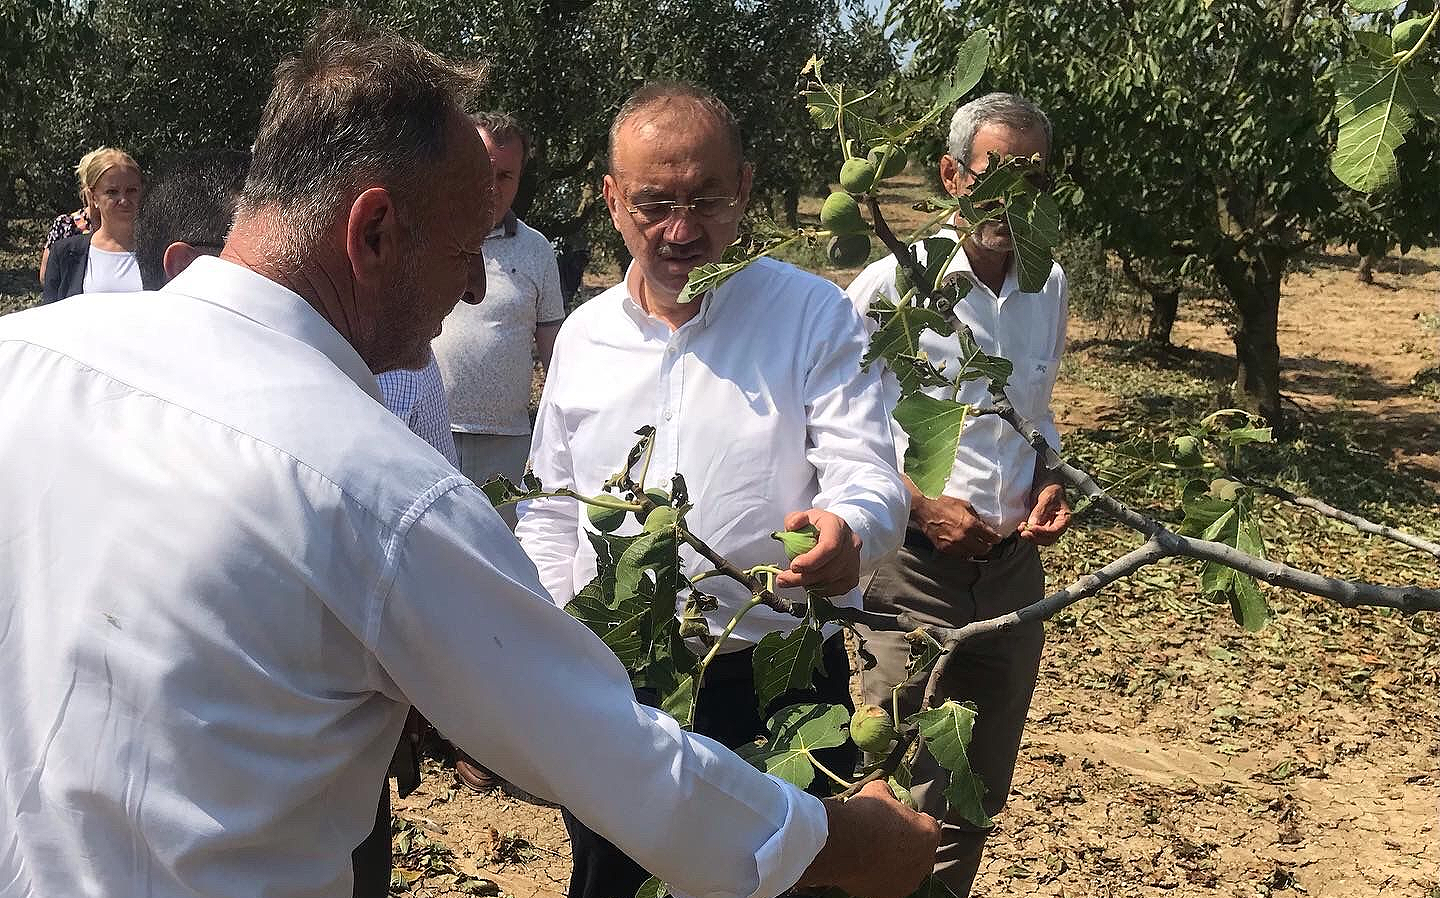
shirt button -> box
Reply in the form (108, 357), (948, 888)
(667, 346), (677, 354)
(664, 411), (673, 421)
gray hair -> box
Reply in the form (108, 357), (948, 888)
(608, 82), (743, 174)
(237, 11), (486, 264)
(947, 92), (1052, 168)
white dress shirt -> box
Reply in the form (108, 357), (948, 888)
(0, 256), (825, 898)
(516, 257), (907, 650)
(847, 240), (1068, 537)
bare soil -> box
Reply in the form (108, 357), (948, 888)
(394, 239), (1440, 897)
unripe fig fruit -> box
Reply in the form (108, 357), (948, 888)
(1209, 478), (1243, 502)
(587, 502), (627, 533)
(839, 158), (879, 194)
(850, 704), (899, 754)
(820, 192), (867, 235)
(772, 523), (820, 561)
(1171, 435), (1203, 466)
(826, 233), (872, 267)
(642, 505), (680, 533)
(1393, 16), (1428, 53)
(867, 144), (908, 180)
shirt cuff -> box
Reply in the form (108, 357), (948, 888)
(828, 502), (896, 573)
(747, 785), (828, 898)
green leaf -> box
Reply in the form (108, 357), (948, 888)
(893, 394), (968, 499)
(1178, 480), (1235, 537)
(615, 528), (682, 632)
(1006, 191), (1062, 293)
(1348, 0), (1404, 11)
(634, 876), (670, 898)
(1331, 59), (1440, 192)
(1179, 483), (1269, 632)
(909, 701), (991, 829)
(752, 623), (826, 712)
(863, 299), (954, 372)
(677, 257), (753, 305)
(936, 31), (990, 110)
(905, 631), (944, 680)
(658, 670), (697, 729)
(952, 326), (1014, 389)
(738, 703), (850, 789)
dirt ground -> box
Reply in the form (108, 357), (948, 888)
(390, 243), (1440, 898)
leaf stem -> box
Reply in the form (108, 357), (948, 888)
(808, 752), (857, 790)
(695, 593), (766, 689)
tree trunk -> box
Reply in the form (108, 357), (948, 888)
(1212, 245), (1287, 434)
(1145, 287), (1180, 347)
(784, 186), (800, 229)
(1357, 253), (1376, 284)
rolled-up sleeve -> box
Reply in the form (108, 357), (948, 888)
(372, 484), (828, 898)
(802, 286), (908, 571)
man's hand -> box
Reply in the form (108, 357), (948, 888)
(1018, 482), (1070, 546)
(910, 491), (1001, 558)
(796, 781), (941, 898)
(774, 509), (861, 596)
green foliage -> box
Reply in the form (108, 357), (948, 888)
(1179, 481), (1270, 632)
(736, 703), (850, 790)
(892, 394), (968, 499)
(1330, 35), (1440, 191)
(909, 701), (991, 829)
(752, 623), (827, 712)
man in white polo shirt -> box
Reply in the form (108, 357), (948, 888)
(433, 111), (563, 521)
(846, 92), (1071, 897)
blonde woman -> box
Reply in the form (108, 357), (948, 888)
(41, 147), (145, 303)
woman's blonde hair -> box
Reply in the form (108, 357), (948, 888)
(75, 147), (142, 200)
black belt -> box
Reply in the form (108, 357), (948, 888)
(904, 528), (1019, 561)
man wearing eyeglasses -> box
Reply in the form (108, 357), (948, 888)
(845, 92), (1071, 897)
(515, 81), (911, 898)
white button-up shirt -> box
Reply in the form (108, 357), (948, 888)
(0, 256), (825, 898)
(516, 257), (907, 650)
(847, 241), (1068, 537)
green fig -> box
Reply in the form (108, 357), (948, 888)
(772, 524), (820, 561)
(642, 505), (680, 533)
(1393, 16), (1429, 53)
(587, 502), (627, 533)
(849, 704), (898, 754)
(826, 233), (872, 268)
(1171, 435), (1203, 467)
(839, 158), (879, 194)
(645, 488), (671, 506)
(867, 144), (908, 180)
(820, 192), (867, 235)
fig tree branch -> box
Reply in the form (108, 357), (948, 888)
(1248, 481), (1440, 560)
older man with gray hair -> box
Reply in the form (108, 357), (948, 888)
(846, 91), (1071, 896)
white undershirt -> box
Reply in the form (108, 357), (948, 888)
(82, 244), (143, 294)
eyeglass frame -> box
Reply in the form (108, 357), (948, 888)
(619, 191), (741, 226)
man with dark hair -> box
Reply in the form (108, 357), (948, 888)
(516, 81), (911, 898)
(847, 92), (1070, 897)
(0, 15), (937, 898)
(133, 150), (250, 291)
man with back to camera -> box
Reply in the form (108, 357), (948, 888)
(846, 92), (1072, 897)
(515, 81), (911, 898)
(0, 14), (938, 898)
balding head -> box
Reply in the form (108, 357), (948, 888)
(608, 82), (744, 176)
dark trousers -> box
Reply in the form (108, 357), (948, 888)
(563, 634), (858, 898)
(860, 535), (1046, 897)
(351, 780), (391, 898)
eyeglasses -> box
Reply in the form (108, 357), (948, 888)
(623, 194), (738, 226)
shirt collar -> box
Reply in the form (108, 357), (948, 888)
(940, 226), (1019, 303)
(486, 209), (520, 240)
(162, 255), (384, 403)
(617, 261), (726, 335)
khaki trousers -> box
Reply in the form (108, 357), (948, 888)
(860, 536), (1046, 897)
(453, 431), (530, 529)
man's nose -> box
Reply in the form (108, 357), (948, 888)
(662, 209), (704, 245)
